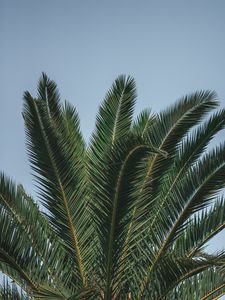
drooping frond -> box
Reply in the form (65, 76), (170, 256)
(0, 173), (73, 295)
(143, 90), (219, 198)
(174, 196), (225, 257)
(149, 90), (218, 150)
(0, 206), (42, 291)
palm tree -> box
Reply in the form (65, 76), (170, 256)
(1, 74), (225, 300)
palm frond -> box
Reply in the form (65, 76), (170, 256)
(137, 253), (225, 300)
(131, 108), (156, 137)
(146, 90), (218, 179)
(89, 75), (136, 157)
(119, 91), (219, 256)
(22, 74), (90, 287)
(167, 268), (225, 300)
(0, 279), (30, 300)
(89, 134), (160, 299)
(1, 74), (224, 300)
(174, 197), (225, 257)
(139, 143), (225, 272)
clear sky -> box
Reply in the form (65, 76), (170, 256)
(1, 0), (225, 291)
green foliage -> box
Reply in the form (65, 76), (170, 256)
(0, 74), (225, 299)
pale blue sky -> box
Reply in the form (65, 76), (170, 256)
(1, 0), (225, 292)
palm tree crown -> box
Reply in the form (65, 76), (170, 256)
(0, 74), (225, 300)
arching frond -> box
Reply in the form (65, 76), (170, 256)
(173, 196), (225, 257)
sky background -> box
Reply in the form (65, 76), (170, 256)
(1, 0), (225, 295)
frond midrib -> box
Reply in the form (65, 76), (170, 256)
(199, 282), (225, 300)
(111, 89), (125, 145)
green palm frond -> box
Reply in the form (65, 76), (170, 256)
(134, 142), (225, 296)
(0, 279), (30, 300)
(168, 268), (225, 300)
(137, 252), (225, 300)
(0, 174), (70, 282)
(90, 75), (136, 151)
(0, 205), (71, 297)
(0, 74), (224, 300)
(131, 108), (156, 137)
(174, 196), (225, 256)
(89, 134), (161, 299)
(149, 90), (218, 149)
(138, 91), (219, 211)
(0, 206), (42, 291)
(119, 91), (219, 253)
(149, 142), (225, 250)
(22, 75), (91, 288)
